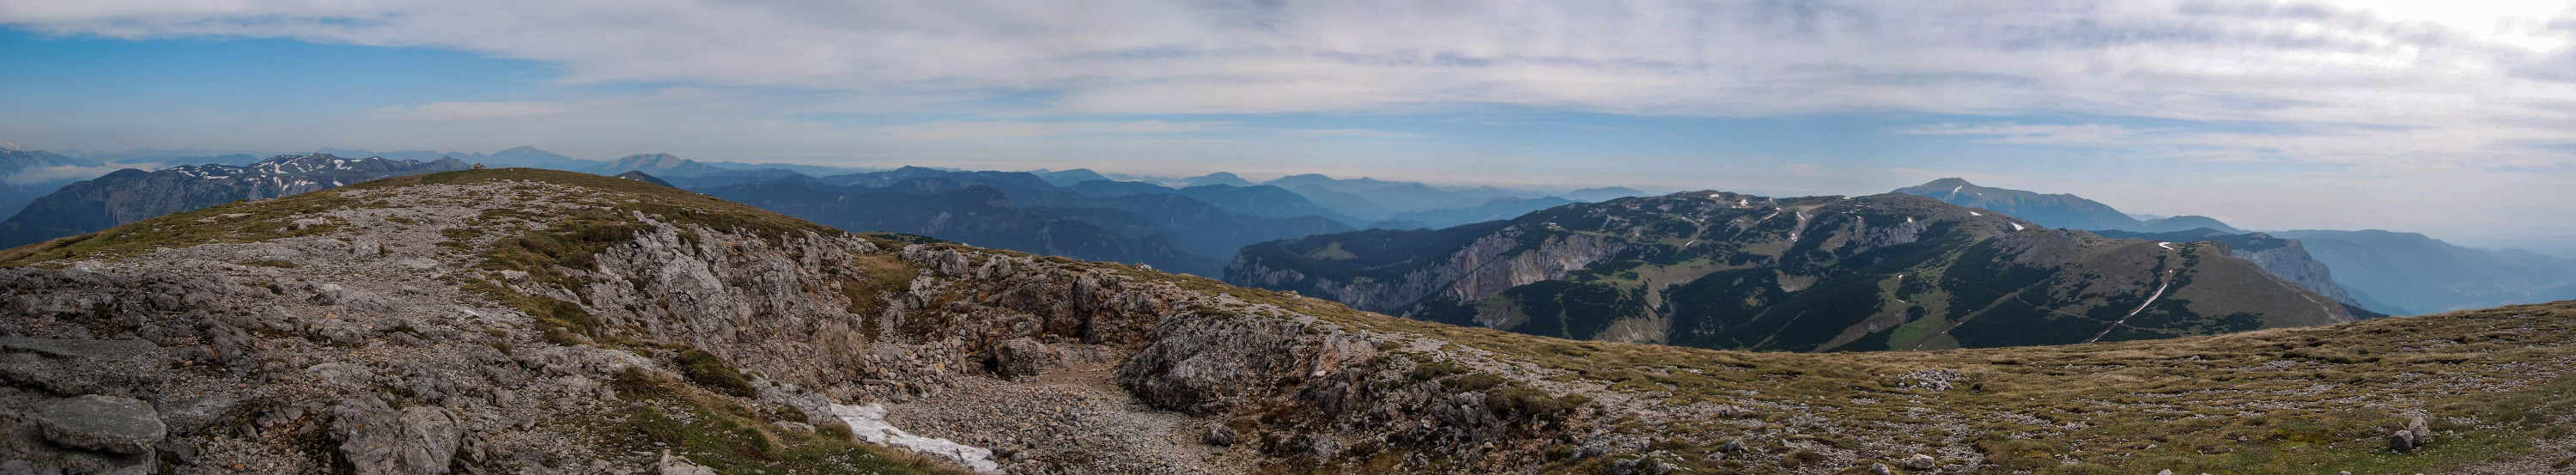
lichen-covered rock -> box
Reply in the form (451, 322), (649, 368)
(34, 394), (165, 454)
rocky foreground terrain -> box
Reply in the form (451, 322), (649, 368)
(1, 168), (2572, 474)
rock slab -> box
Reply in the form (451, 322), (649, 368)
(35, 394), (167, 454)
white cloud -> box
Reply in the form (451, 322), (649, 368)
(872, 120), (1236, 141)
(2, 161), (161, 185)
(8, 1), (2573, 125)
(1892, 123), (2144, 146)
(377, 100), (574, 121)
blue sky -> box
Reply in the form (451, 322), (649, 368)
(3, 1), (2574, 253)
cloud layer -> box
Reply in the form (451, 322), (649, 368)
(9, 1), (2572, 118)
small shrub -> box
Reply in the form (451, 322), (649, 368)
(679, 349), (756, 398)
(628, 407), (688, 446)
(1446, 373), (1505, 392)
(817, 421), (855, 441)
(611, 367), (674, 399)
(1782, 449), (1825, 466)
(1410, 359), (1468, 381)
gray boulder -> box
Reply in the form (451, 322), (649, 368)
(658, 451), (716, 475)
(35, 394), (167, 454)
(2390, 416), (2436, 453)
(992, 338), (1051, 379)
(334, 402), (464, 475)
(1201, 424), (1237, 447)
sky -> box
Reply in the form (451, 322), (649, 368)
(3, 0), (2574, 253)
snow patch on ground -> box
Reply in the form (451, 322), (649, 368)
(2157, 241), (2174, 250)
(829, 403), (1004, 474)
(2010, 222), (2024, 231)
(1968, 211), (1982, 216)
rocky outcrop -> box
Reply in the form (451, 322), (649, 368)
(0, 338), (163, 397)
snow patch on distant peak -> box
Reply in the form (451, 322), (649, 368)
(1968, 211), (1982, 216)
(2010, 222), (2024, 231)
(829, 404), (1003, 474)
(2157, 241), (2174, 250)
(1950, 186), (1963, 194)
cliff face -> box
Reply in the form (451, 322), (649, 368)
(2230, 241), (2360, 308)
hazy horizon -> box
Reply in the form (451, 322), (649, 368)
(5, 1), (2574, 254)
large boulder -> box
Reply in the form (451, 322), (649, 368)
(658, 451), (717, 475)
(35, 394), (167, 454)
(2389, 416), (2437, 453)
(333, 401), (464, 475)
(991, 338), (1051, 379)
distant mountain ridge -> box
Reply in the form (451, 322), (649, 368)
(2270, 229), (2576, 315)
(1229, 191), (2360, 351)
(2091, 228), (2366, 311)
(0, 153), (468, 247)
(698, 168), (1358, 276)
(1893, 178), (2148, 231)
(0, 148), (94, 220)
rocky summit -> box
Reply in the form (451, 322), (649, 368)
(2, 168), (2573, 474)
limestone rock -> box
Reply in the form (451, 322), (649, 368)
(658, 451), (716, 475)
(334, 401), (464, 475)
(35, 394), (167, 454)
(1907, 454), (1938, 470)
(0, 337), (163, 396)
(992, 338), (1051, 379)
(1201, 424), (1237, 447)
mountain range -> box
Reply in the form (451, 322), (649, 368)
(1897, 178), (2576, 315)
(0, 153), (467, 248)
(0, 145), (1643, 286)
(7, 144), (2564, 323)
(9, 167), (2568, 474)
(1229, 191), (2365, 351)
